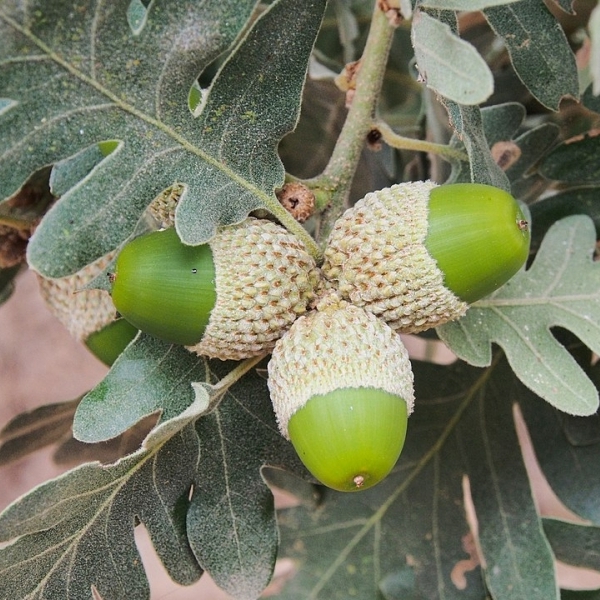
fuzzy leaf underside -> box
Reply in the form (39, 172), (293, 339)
(445, 102), (510, 189)
(411, 11), (494, 106)
(0, 397), (79, 466)
(438, 215), (600, 417)
(187, 366), (309, 599)
(0, 0), (326, 278)
(444, 101), (559, 202)
(276, 358), (568, 600)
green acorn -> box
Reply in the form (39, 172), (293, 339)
(322, 181), (530, 333)
(37, 252), (137, 366)
(268, 293), (414, 492)
(110, 218), (320, 360)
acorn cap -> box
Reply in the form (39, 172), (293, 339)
(322, 181), (530, 333)
(37, 251), (119, 342)
(268, 294), (414, 491)
(146, 184), (184, 229)
(187, 218), (320, 360)
(36, 252), (137, 365)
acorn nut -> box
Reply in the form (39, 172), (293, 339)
(110, 218), (320, 361)
(37, 252), (137, 366)
(322, 181), (531, 333)
(268, 294), (414, 492)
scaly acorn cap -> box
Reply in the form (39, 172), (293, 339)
(268, 293), (414, 492)
(322, 181), (530, 333)
(110, 218), (321, 361)
(37, 252), (137, 365)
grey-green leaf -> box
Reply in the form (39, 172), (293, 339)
(484, 0), (579, 110)
(1, 0), (325, 278)
(444, 101), (511, 189)
(73, 333), (209, 444)
(539, 135), (600, 184)
(411, 11), (494, 105)
(175, 0), (327, 246)
(529, 186), (600, 254)
(1, 0), (259, 277)
(0, 397), (78, 466)
(544, 519), (600, 572)
(0, 426), (203, 598)
(276, 359), (560, 599)
(437, 215), (600, 417)
(0, 361), (304, 600)
(188, 366), (306, 600)
(457, 361), (558, 600)
(520, 387), (600, 523)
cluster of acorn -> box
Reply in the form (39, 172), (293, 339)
(38, 181), (530, 492)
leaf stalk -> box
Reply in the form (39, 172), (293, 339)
(373, 119), (469, 163)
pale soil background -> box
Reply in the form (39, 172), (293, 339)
(2, 270), (600, 598)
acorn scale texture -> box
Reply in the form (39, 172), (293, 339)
(268, 293), (414, 439)
(186, 218), (321, 360)
(322, 180), (468, 333)
(37, 252), (118, 342)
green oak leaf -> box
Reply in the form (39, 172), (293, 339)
(0, 424), (203, 599)
(0, 361), (306, 600)
(0, 0), (325, 277)
(72, 333), (209, 443)
(539, 135), (600, 185)
(483, 0), (579, 110)
(543, 519), (600, 572)
(276, 358), (560, 600)
(437, 215), (600, 417)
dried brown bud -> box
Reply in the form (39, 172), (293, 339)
(276, 182), (315, 223)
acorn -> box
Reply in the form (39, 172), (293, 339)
(268, 293), (414, 492)
(37, 252), (138, 366)
(110, 218), (320, 361)
(322, 181), (530, 333)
